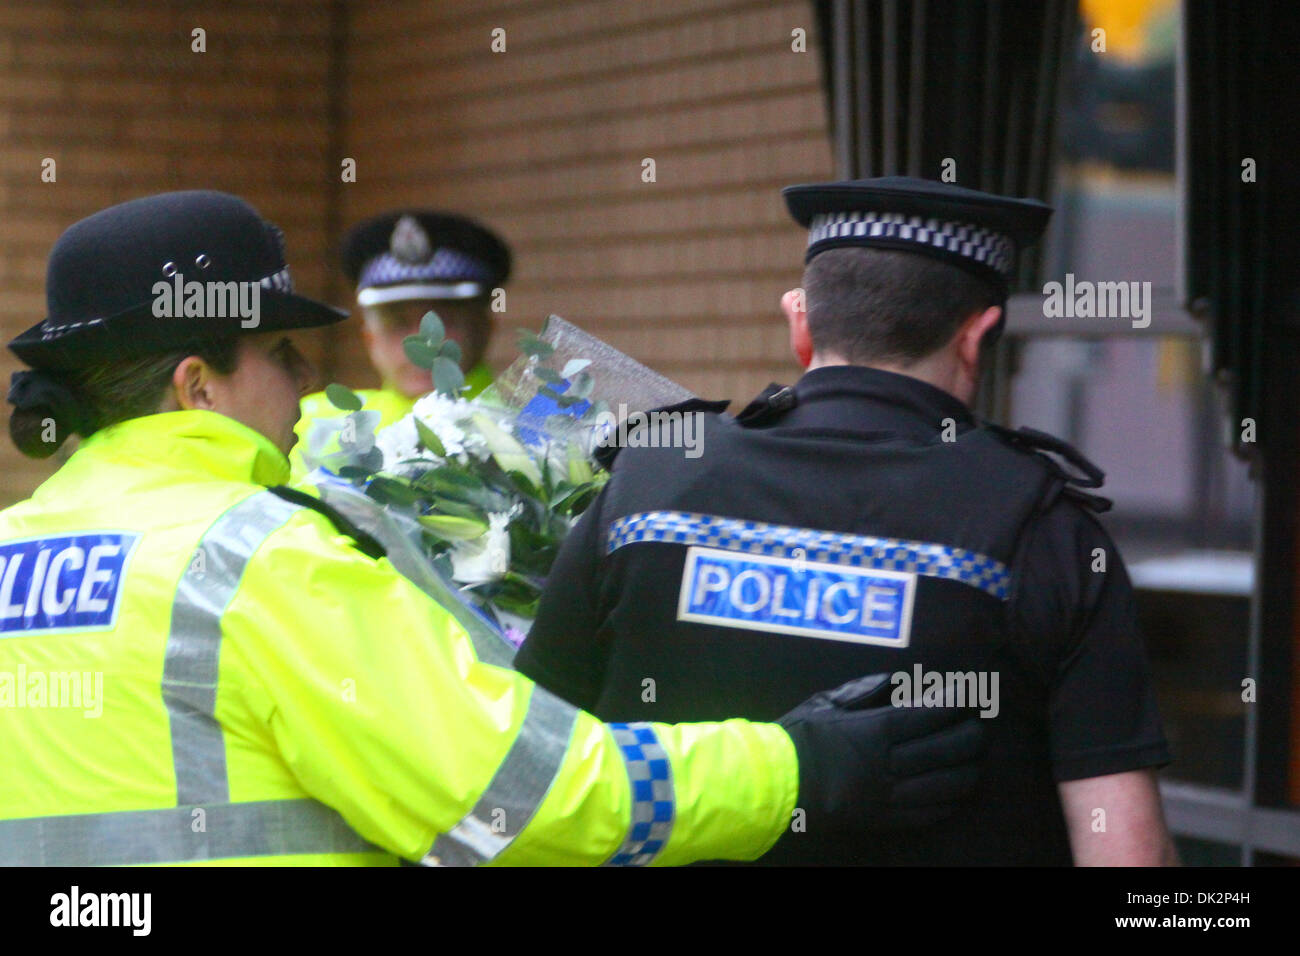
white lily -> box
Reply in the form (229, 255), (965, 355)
(449, 512), (512, 585)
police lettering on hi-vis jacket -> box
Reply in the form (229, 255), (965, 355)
(0, 190), (985, 866)
(517, 176), (1179, 866)
(291, 210), (506, 478)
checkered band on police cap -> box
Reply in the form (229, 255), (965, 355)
(806, 210), (1017, 280)
(782, 177), (1053, 293)
(356, 247), (495, 293)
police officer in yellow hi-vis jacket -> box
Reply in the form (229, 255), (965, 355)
(290, 211), (504, 479)
(0, 191), (983, 866)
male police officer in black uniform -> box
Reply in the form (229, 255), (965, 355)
(516, 177), (1176, 866)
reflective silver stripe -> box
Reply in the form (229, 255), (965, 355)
(423, 685), (578, 866)
(163, 491), (301, 805)
(0, 799), (383, 866)
(311, 477), (515, 667)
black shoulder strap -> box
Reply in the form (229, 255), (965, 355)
(267, 485), (388, 560)
(982, 423), (1112, 513)
(733, 384), (797, 426)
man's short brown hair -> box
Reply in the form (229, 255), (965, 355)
(803, 247), (1000, 365)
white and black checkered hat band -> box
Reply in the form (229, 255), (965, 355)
(807, 211), (1016, 278)
(357, 247), (493, 291)
(259, 265), (293, 293)
(38, 264), (295, 340)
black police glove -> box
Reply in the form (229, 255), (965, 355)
(771, 673), (985, 852)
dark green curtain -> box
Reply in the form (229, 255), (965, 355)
(1184, 0), (1300, 807)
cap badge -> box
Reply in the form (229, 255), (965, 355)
(390, 215), (432, 265)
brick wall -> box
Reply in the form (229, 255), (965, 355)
(0, 0), (344, 503)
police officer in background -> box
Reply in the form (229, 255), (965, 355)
(0, 190), (985, 866)
(292, 210), (506, 476)
(516, 177), (1177, 866)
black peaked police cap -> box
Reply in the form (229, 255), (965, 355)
(782, 176), (1052, 298)
(8, 190), (347, 371)
(341, 210), (512, 307)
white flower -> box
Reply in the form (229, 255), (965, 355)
(449, 512), (511, 585)
(411, 392), (490, 464)
(374, 415), (423, 470)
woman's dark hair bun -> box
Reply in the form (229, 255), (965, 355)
(7, 370), (87, 458)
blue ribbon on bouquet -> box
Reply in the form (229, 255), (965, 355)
(516, 379), (591, 447)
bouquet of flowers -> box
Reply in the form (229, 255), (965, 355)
(299, 314), (692, 649)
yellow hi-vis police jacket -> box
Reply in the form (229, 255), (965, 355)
(0, 410), (797, 865)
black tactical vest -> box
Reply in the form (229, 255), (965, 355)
(582, 382), (1108, 865)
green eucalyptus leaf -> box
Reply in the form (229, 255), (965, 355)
(432, 356), (466, 395)
(439, 339), (463, 364)
(517, 331), (555, 359)
(403, 336), (439, 370)
(325, 383), (364, 412)
(420, 310), (445, 342)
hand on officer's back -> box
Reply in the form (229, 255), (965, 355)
(777, 674), (986, 836)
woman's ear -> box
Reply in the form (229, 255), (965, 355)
(783, 287), (813, 368)
(171, 356), (216, 411)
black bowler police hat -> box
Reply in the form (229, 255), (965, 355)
(783, 176), (1053, 296)
(8, 190), (347, 371)
(341, 210), (511, 307)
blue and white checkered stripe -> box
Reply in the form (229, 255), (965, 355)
(807, 211), (1015, 278)
(608, 510), (1011, 601)
(604, 722), (674, 866)
(358, 248), (493, 289)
